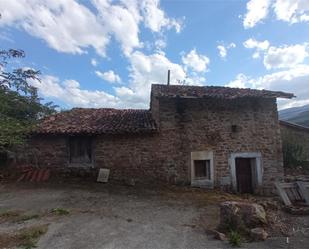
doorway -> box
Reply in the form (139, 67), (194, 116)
(235, 158), (253, 193)
(229, 152), (263, 193)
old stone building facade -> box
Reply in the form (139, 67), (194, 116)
(31, 84), (294, 194)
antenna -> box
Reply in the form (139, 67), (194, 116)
(167, 69), (170, 85)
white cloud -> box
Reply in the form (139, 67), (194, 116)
(30, 50), (201, 109)
(0, 0), (109, 56)
(31, 75), (120, 108)
(256, 64), (309, 109)
(217, 43), (236, 59)
(121, 50), (187, 104)
(140, 0), (182, 33)
(243, 38), (270, 58)
(95, 70), (122, 83)
(264, 44), (308, 69)
(154, 39), (167, 50)
(225, 73), (250, 88)
(243, 0), (271, 28)
(0, 0), (182, 57)
(226, 64), (309, 110)
(181, 49), (210, 73)
(273, 0), (309, 23)
(243, 0), (309, 28)
(91, 59), (98, 67)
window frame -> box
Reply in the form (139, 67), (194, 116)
(193, 159), (211, 180)
(67, 136), (95, 168)
(191, 151), (214, 188)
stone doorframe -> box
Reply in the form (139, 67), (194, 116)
(229, 152), (263, 192)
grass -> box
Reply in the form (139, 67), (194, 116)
(51, 208), (70, 215)
(17, 214), (40, 222)
(0, 210), (39, 222)
(228, 230), (242, 247)
(0, 224), (48, 249)
(0, 210), (21, 219)
(18, 224), (49, 249)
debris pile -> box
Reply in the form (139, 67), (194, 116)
(215, 201), (268, 242)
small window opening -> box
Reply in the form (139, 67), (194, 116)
(69, 136), (92, 164)
(231, 125), (238, 133)
(194, 160), (211, 179)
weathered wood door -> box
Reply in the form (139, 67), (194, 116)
(235, 158), (253, 193)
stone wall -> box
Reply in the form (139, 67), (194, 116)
(30, 135), (68, 168)
(30, 96), (284, 193)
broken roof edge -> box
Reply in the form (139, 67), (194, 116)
(151, 84), (295, 99)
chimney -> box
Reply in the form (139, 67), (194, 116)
(167, 69), (170, 85)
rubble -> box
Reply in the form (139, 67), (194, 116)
(218, 201), (267, 232)
(250, 227), (268, 241)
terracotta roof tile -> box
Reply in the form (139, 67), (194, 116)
(34, 108), (157, 135)
(151, 84), (295, 99)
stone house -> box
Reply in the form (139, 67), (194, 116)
(31, 84), (294, 194)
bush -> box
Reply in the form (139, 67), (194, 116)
(228, 230), (242, 247)
(51, 208), (70, 215)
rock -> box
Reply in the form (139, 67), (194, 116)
(212, 230), (227, 241)
(250, 227), (268, 241)
(219, 201), (267, 232)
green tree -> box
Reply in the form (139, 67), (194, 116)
(0, 49), (57, 152)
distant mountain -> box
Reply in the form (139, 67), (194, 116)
(279, 104), (309, 127)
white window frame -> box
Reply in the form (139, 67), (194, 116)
(191, 151), (214, 188)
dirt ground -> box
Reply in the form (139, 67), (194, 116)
(0, 181), (308, 249)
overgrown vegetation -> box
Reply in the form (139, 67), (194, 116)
(282, 142), (309, 169)
(228, 230), (242, 247)
(0, 49), (57, 155)
(51, 208), (70, 215)
(0, 224), (48, 249)
(0, 210), (40, 222)
(18, 224), (48, 249)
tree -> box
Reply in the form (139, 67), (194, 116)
(0, 49), (57, 152)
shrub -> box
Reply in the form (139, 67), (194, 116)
(51, 208), (70, 215)
(228, 230), (242, 247)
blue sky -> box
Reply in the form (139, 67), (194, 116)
(0, 0), (309, 110)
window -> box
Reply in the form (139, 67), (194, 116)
(69, 136), (92, 164)
(194, 160), (211, 179)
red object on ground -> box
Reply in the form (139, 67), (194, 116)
(25, 170), (33, 181)
(17, 173), (26, 182)
(41, 170), (50, 182)
(36, 169), (44, 182)
(30, 170), (38, 182)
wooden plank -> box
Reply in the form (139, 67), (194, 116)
(275, 182), (292, 206)
(296, 181), (309, 205)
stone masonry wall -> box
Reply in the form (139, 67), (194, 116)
(30, 135), (68, 168)
(30, 96), (284, 193)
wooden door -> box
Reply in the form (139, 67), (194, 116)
(236, 158), (253, 193)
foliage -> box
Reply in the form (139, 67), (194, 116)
(0, 210), (39, 222)
(51, 208), (70, 215)
(228, 230), (242, 247)
(282, 141), (309, 169)
(0, 49), (57, 152)
(18, 224), (48, 249)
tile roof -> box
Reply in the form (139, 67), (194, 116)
(151, 84), (295, 99)
(34, 108), (157, 135)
